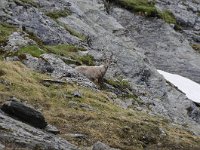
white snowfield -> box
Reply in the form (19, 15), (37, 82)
(158, 70), (200, 103)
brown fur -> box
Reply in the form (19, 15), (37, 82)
(75, 53), (113, 84)
(75, 65), (107, 84)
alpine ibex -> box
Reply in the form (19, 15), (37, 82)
(75, 52), (113, 84)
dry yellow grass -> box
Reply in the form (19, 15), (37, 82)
(0, 61), (200, 150)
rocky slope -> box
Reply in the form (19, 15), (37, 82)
(0, 0), (200, 149)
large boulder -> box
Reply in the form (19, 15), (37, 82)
(21, 54), (54, 73)
(1, 97), (47, 129)
(0, 109), (78, 150)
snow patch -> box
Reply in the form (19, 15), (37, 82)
(158, 70), (200, 103)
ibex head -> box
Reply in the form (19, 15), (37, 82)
(102, 51), (113, 70)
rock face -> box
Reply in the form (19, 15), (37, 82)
(52, 0), (200, 134)
(22, 54), (54, 73)
(4, 32), (36, 51)
(45, 124), (60, 135)
(0, 0), (200, 147)
(156, 0), (200, 42)
(0, 98), (78, 149)
(0, 0), (80, 45)
(111, 7), (200, 84)
(0, 109), (78, 150)
(1, 98), (47, 129)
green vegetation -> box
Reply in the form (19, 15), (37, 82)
(44, 44), (85, 62)
(106, 77), (138, 101)
(159, 10), (176, 24)
(0, 61), (200, 149)
(107, 0), (178, 24)
(17, 45), (44, 58)
(107, 0), (157, 17)
(44, 44), (86, 55)
(107, 77), (131, 90)
(0, 24), (16, 47)
(46, 10), (71, 19)
(77, 54), (95, 66)
(2, 45), (44, 59)
(44, 44), (94, 65)
(0, 25), (91, 65)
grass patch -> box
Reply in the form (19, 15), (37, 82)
(0, 61), (200, 149)
(44, 44), (86, 56)
(158, 10), (177, 24)
(107, 77), (131, 90)
(44, 44), (95, 65)
(3, 45), (44, 59)
(77, 54), (95, 66)
(0, 24), (16, 47)
(17, 45), (44, 58)
(46, 10), (71, 19)
(108, 0), (158, 17)
(108, 0), (178, 24)
(106, 77), (138, 101)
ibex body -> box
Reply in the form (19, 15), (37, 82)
(75, 53), (113, 84)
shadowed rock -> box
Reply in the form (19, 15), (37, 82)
(0, 109), (78, 150)
(1, 98), (47, 129)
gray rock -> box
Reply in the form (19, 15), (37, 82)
(0, 143), (5, 150)
(1, 0), (200, 136)
(155, 0), (200, 42)
(110, 98), (132, 109)
(93, 142), (109, 150)
(1, 97), (47, 129)
(0, 0), (80, 45)
(0, 110), (78, 150)
(73, 91), (82, 98)
(5, 56), (20, 61)
(186, 103), (200, 123)
(78, 50), (89, 56)
(67, 133), (86, 139)
(22, 54), (54, 73)
(45, 124), (60, 135)
(59, 0), (200, 135)
(112, 7), (200, 84)
(92, 141), (119, 150)
(4, 32), (36, 51)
